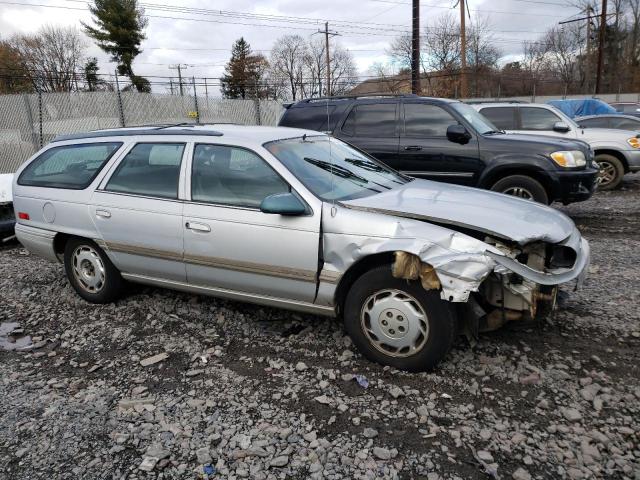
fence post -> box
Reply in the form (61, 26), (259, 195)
(37, 90), (43, 148)
(114, 71), (126, 127)
(22, 93), (38, 150)
(532, 82), (536, 103)
(254, 83), (262, 125)
(192, 77), (200, 124)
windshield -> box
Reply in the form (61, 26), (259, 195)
(265, 136), (411, 201)
(451, 103), (500, 134)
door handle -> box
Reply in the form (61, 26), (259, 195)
(95, 209), (111, 218)
(185, 221), (211, 233)
(404, 146), (423, 151)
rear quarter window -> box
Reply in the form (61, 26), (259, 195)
(18, 142), (122, 189)
(480, 107), (516, 130)
(280, 105), (337, 131)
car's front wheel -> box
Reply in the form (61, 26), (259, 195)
(344, 265), (457, 372)
(595, 154), (624, 190)
(490, 175), (549, 204)
(64, 237), (124, 303)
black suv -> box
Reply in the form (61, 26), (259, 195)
(279, 95), (599, 204)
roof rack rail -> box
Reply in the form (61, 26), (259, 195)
(464, 100), (529, 104)
(300, 93), (419, 103)
(52, 128), (223, 142)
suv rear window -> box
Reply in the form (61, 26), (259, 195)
(18, 142), (122, 189)
(342, 104), (396, 136)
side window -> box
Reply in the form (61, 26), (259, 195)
(578, 117), (609, 128)
(191, 145), (289, 208)
(480, 107), (516, 130)
(622, 104), (640, 114)
(18, 142), (122, 189)
(611, 118), (639, 130)
(341, 103), (396, 137)
(520, 107), (563, 130)
(105, 143), (185, 199)
(404, 103), (456, 136)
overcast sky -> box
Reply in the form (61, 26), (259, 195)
(0, 0), (587, 94)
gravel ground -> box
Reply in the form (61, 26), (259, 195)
(0, 177), (639, 480)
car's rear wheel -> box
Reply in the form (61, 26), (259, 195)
(490, 175), (549, 204)
(595, 154), (624, 190)
(64, 238), (124, 303)
(344, 265), (457, 372)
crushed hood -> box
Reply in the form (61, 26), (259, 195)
(341, 179), (576, 245)
(0, 174), (13, 203)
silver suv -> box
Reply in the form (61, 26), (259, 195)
(12, 125), (590, 371)
(472, 102), (640, 190)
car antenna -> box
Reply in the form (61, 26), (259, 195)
(326, 97), (337, 217)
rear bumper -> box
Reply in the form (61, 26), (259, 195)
(14, 223), (59, 262)
(0, 203), (15, 234)
(552, 168), (599, 204)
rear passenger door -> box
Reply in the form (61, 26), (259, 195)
(335, 102), (399, 166)
(92, 142), (187, 282)
(397, 101), (481, 186)
(513, 106), (571, 138)
(182, 144), (320, 302)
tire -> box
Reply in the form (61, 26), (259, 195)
(490, 175), (549, 204)
(64, 237), (124, 304)
(344, 265), (457, 372)
(595, 154), (624, 190)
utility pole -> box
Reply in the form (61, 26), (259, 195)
(595, 0), (607, 94)
(585, 6), (592, 94)
(169, 64), (188, 96)
(459, 0), (468, 99)
(317, 23), (339, 96)
(411, 0), (421, 94)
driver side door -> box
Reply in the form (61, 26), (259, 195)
(183, 144), (321, 302)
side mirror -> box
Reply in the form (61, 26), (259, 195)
(553, 121), (571, 133)
(260, 193), (306, 216)
(446, 124), (472, 144)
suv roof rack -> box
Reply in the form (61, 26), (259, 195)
(52, 127), (224, 142)
(300, 93), (419, 103)
(465, 100), (529, 104)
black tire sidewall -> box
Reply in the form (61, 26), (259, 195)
(595, 154), (624, 190)
(490, 175), (549, 204)
(64, 238), (123, 304)
(344, 265), (456, 372)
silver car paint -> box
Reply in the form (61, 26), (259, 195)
(12, 125), (590, 316)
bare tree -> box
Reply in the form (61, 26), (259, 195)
(544, 25), (582, 93)
(304, 38), (326, 97)
(329, 44), (358, 95)
(11, 25), (86, 92)
(423, 13), (461, 74)
(269, 35), (308, 101)
(367, 62), (408, 93)
(466, 16), (502, 96)
(388, 33), (413, 71)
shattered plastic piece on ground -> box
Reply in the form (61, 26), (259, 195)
(203, 464), (216, 476)
(354, 374), (369, 388)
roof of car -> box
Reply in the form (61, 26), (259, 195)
(471, 102), (543, 108)
(576, 114), (640, 121)
(288, 94), (459, 107)
(52, 124), (320, 144)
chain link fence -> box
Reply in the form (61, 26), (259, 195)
(0, 91), (284, 174)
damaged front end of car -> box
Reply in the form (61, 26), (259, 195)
(321, 199), (589, 337)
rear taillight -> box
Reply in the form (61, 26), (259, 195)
(18, 212), (29, 220)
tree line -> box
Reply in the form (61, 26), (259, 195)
(378, 0), (640, 97)
(220, 36), (358, 100)
(0, 0), (148, 94)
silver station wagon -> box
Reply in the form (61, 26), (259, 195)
(12, 125), (590, 371)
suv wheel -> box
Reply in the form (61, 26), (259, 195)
(344, 265), (457, 372)
(596, 154), (624, 190)
(64, 238), (124, 303)
(490, 175), (549, 204)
